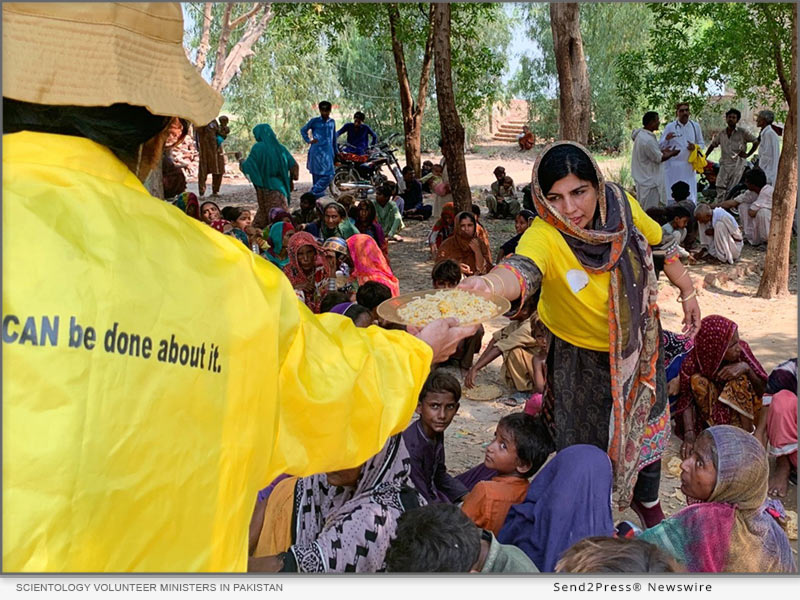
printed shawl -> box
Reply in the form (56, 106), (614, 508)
(674, 315), (767, 419)
(531, 140), (661, 509)
(289, 435), (423, 572)
(265, 222), (294, 269)
(346, 234), (399, 296)
(283, 232), (330, 312)
(639, 425), (795, 573)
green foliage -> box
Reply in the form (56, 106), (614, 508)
(615, 3), (793, 119)
(512, 2), (651, 152)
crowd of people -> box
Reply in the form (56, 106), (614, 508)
(5, 3), (795, 576)
(630, 103), (782, 266)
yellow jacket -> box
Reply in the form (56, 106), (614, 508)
(2, 132), (431, 572)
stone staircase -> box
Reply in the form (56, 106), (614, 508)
(492, 118), (528, 143)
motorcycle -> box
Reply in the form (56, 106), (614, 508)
(329, 132), (406, 197)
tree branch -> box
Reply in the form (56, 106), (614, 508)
(213, 4), (274, 92)
(230, 2), (263, 29)
(194, 2), (213, 73)
(773, 40), (791, 104)
(415, 3), (435, 116)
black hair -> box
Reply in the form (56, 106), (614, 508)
(431, 259), (462, 286)
(725, 108), (741, 120)
(385, 504), (481, 572)
(323, 202), (346, 218)
(221, 206), (245, 222)
(348, 203), (360, 222)
(402, 165), (415, 176)
(318, 101), (332, 110)
(518, 209), (535, 221)
(642, 111), (659, 127)
(300, 192), (317, 206)
(744, 167), (767, 189)
(497, 413), (553, 478)
(471, 204), (481, 218)
(356, 281), (393, 310)
(670, 181), (691, 201)
(556, 537), (682, 573)
(537, 144), (598, 195)
(668, 205), (692, 221)
(456, 211), (477, 227)
(3, 99), (171, 166)
(343, 303), (372, 325)
(356, 200), (378, 226)
(354, 111), (365, 121)
(376, 183), (394, 199)
(419, 369), (462, 404)
(320, 291), (350, 314)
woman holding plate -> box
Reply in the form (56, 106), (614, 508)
(461, 141), (701, 528)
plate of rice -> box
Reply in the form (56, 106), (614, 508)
(376, 288), (510, 328)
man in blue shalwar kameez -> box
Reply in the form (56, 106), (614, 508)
(337, 111), (378, 157)
(300, 101), (337, 198)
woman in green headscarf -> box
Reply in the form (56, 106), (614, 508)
(239, 124), (299, 229)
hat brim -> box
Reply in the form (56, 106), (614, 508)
(3, 4), (222, 126)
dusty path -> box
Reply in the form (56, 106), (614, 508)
(194, 145), (797, 528)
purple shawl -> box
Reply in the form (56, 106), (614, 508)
(497, 445), (615, 572)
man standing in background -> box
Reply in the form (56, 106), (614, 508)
(756, 109), (781, 186)
(705, 108), (759, 201)
(631, 111), (680, 209)
(300, 101), (337, 199)
(660, 102), (705, 204)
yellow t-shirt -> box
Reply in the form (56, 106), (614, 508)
(3, 132), (432, 572)
(516, 193), (661, 352)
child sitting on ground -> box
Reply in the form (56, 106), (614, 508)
(464, 293), (541, 403)
(661, 205), (692, 258)
(221, 206), (253, 247)
(402, 370), (469, 504)
(461, 412), (551, 535)
(385, 503), (538, 573)
(328, 302), (373, 327)
(291, 192), (322, 230)
(432, 260), (484, 370)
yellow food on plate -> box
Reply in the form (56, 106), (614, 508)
(397, 289), (499, 327)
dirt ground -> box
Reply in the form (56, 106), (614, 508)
(195, 144), (797, 531)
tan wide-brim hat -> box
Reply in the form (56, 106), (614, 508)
(3, 2), (222, 126)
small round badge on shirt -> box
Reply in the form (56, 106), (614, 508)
(566, 269), (590, 293)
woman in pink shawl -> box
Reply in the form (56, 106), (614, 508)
(283, 232), (331, 313)
(346, 234), (400, 297)
(673, 315), (767, 459)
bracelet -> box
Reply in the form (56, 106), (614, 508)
(678, 270), (691, 282)
(677, 289), (697, 303)
(486, 272), (505, 296)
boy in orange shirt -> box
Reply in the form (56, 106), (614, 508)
(461, 413), (552, 535)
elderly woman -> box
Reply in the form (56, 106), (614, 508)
(461, 141), (701, 528)
(436, 211), (493, 277)
(639, 425), (795, 573)
(283, 232), (331, 313)
(3, 2), (476, 572)
(238, 123), (299, 229)
(674, 315), (767, 459)
(249, 435), (423, 572)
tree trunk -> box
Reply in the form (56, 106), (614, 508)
(433, 3), (472, 213)
(757, 3), (797, 298)
(388, 3), (435, 176)
(194, 3), (213, 73)
(550, 2), (591, 145)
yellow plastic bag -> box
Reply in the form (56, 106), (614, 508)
(688, 146), (708, 174)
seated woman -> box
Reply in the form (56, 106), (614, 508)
(283, 232), (331, 313)
(248, 435), (423, 572)
(347, 234), (399, 297)
(199, 200), (228, 232)
(221, 206), (253, 248)
(353, 200), (389, 259)
(499, 209), (535, 259)
(639, 425), (795, 573)
(427, 202), (456, 260)
(497, 445), (615, 572)
(305, 201), (359, 242)
(267, 207), (293, 227)
(673, 315), (768, 459)
(755, 358), (797, 498)
(264, 221), (295, 269)
(436, 211), (492, 277)
(518, 125), (535, 151)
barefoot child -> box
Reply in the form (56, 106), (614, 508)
(402, 371), (469, 504)
(461, 413), (551, 535)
